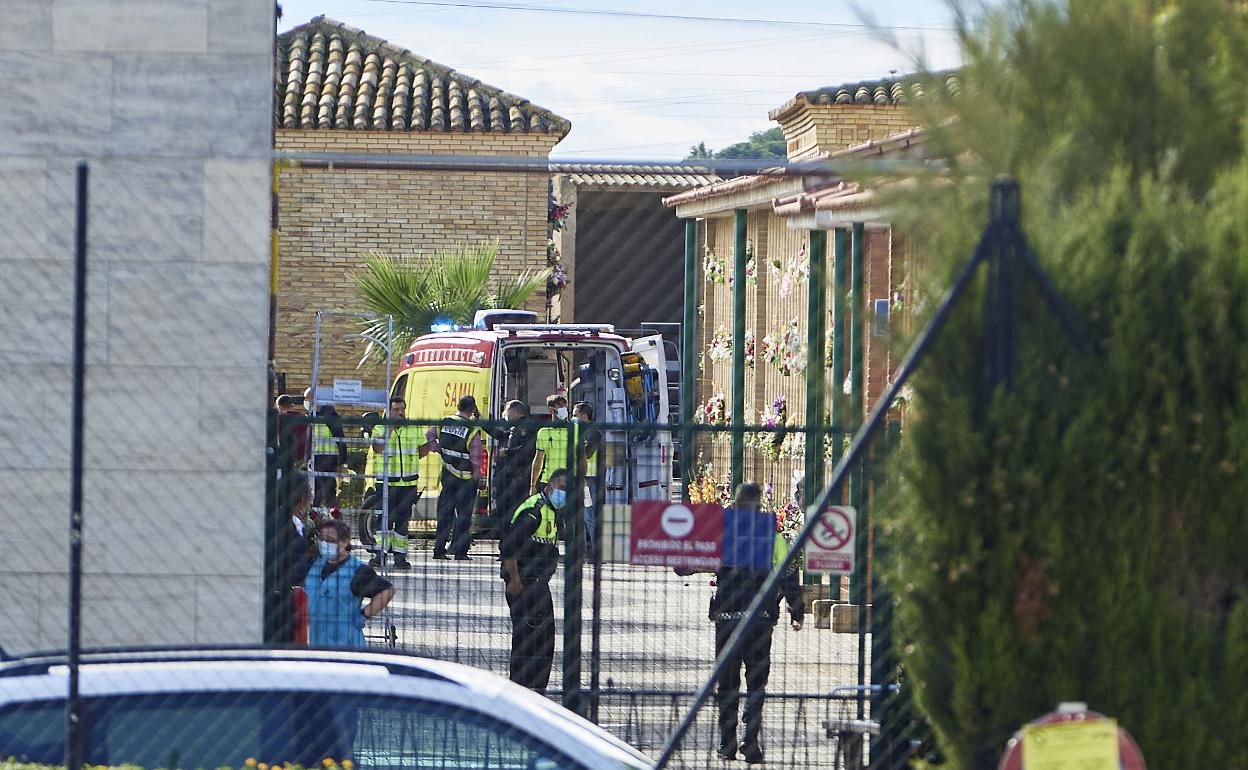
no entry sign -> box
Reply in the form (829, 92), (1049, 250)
(630, 502), (724, 569)
(804, 506), (855, 575)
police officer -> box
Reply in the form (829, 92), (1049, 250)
(500, 469), (567, 691)
(530, 394), (571, 493)
(493, 400), (537, 533)
(425, 394), (484, 560)
(304, 388), (348, 509)
(370, 396), (427, 570)
(710, 482), (804, 764)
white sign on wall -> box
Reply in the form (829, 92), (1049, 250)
(804, 506), (856, 575)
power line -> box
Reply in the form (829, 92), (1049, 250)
(355, 0), (953, 31)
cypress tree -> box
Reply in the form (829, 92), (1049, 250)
(882, 1), (1248, 767)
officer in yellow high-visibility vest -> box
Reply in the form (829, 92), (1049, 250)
(530, 394), (571, 493)
(303, 388), (347, 510)
(369, 395), (429, 570)
(500, 468), (567, 691)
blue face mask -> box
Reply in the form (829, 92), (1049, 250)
(318, 540), (339, 560)
(549, 489), (568, 508)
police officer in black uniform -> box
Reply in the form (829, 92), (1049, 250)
(493, 400), (538, 533)
(430, 395), (484, 560)
(711, 482), (805, 764)
(500, 468), (568, 691)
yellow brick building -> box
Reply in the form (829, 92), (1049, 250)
(273, 16), (569, 389)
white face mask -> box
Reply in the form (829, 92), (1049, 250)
(303, 400), (313, 412)
(554, 407), (569, 419)
(318, 540), (339, 559)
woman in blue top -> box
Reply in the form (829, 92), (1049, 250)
(306, 519), (395, 648)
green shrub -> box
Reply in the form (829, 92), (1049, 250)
(881, 1), (1248, 768)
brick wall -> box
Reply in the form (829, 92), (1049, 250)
(274, 129), (560, 390)
(779, 104), (913, 160)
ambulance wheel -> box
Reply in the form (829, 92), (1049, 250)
(357, 508), (381, 547)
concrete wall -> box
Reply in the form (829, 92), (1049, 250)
(0, 0), (273, 654)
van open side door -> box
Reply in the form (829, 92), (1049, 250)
(628, 335), (672, 501)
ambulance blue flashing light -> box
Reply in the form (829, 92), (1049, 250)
(430, 318), (457, 333)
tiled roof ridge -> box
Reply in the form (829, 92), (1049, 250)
(276, 16), (570, 136)
(662, 127), (925, 208)
(768, 69), (960, 121)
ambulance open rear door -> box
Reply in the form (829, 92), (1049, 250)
(628, 334), (672, 501)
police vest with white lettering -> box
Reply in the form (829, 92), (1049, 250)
(438, 415), (482, 480)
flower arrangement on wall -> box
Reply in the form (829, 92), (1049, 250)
(775, 320), (807, 376)
(546, 239), (568, 294)
(689, 457), (732, 505)
(697, 391), (728, 426)
(704, 248), (726, 284)
(707, 326), (732, 363)
(548, 200), (573, 231)
(770, 244), (809, 298)
(743, 329), (756, 368)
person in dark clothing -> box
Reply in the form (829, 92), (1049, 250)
(275, 394), (310, 467)
(710, 482), (804, 764)
(493, 400), (538, 534)
(572, 401), (603, 556)
(304, 388), (348, 509)
(425, 394), (484, 560)
(499, 469), (567, 691)
(283, 471), (316, 644)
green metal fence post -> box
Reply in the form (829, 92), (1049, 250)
(849, 221), (868, 723)
(803, 230), (827, 501)
(681, 218), (699, 501)
(730, 209), (747, 490)
(829, 227), (849, 598)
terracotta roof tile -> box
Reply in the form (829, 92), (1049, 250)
(551, 163), (718, 190)
(277, 16), (570, 136)
(768, 70), (960, 121)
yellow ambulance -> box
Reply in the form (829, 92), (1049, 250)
(388, 310), (673, 532)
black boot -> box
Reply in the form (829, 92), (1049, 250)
(716, 731), (738, 761)
(739, 741), (764, 764)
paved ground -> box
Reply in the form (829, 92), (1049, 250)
(367, 538), (871, 768)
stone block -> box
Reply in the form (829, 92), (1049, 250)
(0, 470), (70, 575)
(194, 575), (262, 643)
(203, 158), (270, 263)
(83, 366), (264, 473)
(208, 0), (273, 54)
(0, 0), (52, 50)
(0, 157), (49, 260)
(81, 573), (197, 647)
(106, 261), (268, 367)
(110, 54), (271, 157)
(0, 573), (47, 655)
(0, 259), (109, 366)
(79, 470), (263, 577)
(90, 159), (203, 262)
(831, 603), (870, 634)
(0, 366), (71, 470)
(0, 52), (111, 156)
(53, 0), (208, 54)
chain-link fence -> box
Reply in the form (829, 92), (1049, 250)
(262, 411), (911, 769)
(0, 145), (938, 770)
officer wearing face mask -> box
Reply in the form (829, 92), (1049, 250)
(305, 519), (395, 649)
(499, 469), (568, 691)
(530, 394), (571, 494)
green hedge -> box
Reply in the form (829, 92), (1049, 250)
(881, 1), (1248, 768)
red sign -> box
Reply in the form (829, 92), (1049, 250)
(630, 502), (724, 569)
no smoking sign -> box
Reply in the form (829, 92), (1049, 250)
(804, 506), (856, 575)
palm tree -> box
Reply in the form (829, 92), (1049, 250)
(355, 241), (550, 367)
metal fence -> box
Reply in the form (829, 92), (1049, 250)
(262, 414), (921, 769)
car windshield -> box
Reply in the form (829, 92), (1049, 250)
(0, 691), (587, 770)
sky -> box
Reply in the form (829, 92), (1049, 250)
(277, 1), (966, 161)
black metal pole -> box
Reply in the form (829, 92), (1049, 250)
(653, 220), (997, 770)
(65, 162), (88, 770)
(590, 467), (603, 723)
(561, 421), (584, 715)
